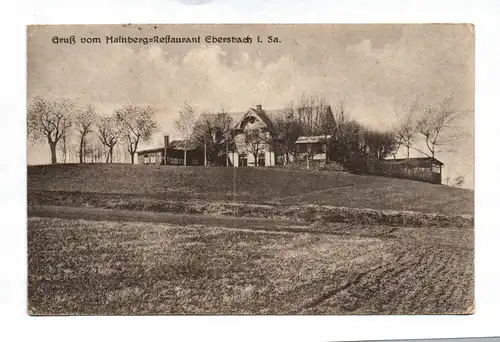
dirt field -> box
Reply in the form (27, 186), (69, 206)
(28, 215), (474, 315)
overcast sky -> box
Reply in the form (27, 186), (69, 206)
(27, 24), (474, 188)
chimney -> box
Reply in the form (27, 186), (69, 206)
(256, 104), (262, 111)
(164, 135), (170, 148)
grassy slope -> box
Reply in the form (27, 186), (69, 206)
(28, 217), (473, 315)
(28, 164), (474, 215)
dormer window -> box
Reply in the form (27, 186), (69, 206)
(240, 115), (259, 130)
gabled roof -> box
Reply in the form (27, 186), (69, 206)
(196, 104), (334, 132)
(136, 139), (198, 154)
(249, 107), (275, 129)
(225, 112), (247, 128)
(231, 107), (286, 130)
(202, 106), (306, 131)
(295, 135), (332, 144)
(136, 147), (164, 155)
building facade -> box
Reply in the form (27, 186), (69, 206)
(136, 104), (334, 168)
(375, 157), (444, 184)
(226, 105), (276, 167)
(136, 136), (204, 166)
(295, 135), (332, 162)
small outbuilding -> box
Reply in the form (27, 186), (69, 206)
(295, 135), (332, 162)
(136, 135), (204, 166)
(379, 157), (444, 184)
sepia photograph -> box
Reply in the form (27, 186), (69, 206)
(27, 24), (474, 315)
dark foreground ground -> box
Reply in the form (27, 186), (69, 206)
(27, 165), (474, 314)
(28, 207), (474, 315)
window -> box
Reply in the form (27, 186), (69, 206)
(144, 154), (149, 164)
(239, 153), (248, 167)
(257, 153), (266, 166)
(167, 156), (183, 165)
(150, 154), (156, 164)
(296, 144), (305, 154)
(313, 143), (324, 154)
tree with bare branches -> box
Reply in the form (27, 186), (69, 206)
(330, 119), (367, 172)
(415, 97), (465, 158)
(295, 93), (334, 136)
(327, 100), (364, 166)
(96, 116), (122, 163)
(243, 128), (267, 166)
(114, 104), (159, 164)
(192, 108), (234, 166)
(269, 107), (304, 165)
(294, 94), (337, 165)
(332, 98), (347, 126)
(394, 97), (420, 158)
(364, 129), (400, 160)
(58, 130), (70, 163)
(75, 104), (97, 163)
(27, 96), (74, 164)
(175, 102), (197, 166)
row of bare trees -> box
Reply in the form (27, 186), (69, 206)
(394, 96), (466, 159)
(28, 92), (466, 171)
(28, 96), (159, 164)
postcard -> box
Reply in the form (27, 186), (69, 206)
(27, 24), (474, 315)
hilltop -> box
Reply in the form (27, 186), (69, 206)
(28, 164), (473, 215)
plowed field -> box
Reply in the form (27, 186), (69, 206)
(28, 216), (473, 315)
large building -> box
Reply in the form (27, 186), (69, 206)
(135, 104), (445, 185)
(136, 104), (333, 167)
(227, 104), (277, 167)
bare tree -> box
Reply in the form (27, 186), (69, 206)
(415, 96), (465, 158)
(295, 93), (333, 136)
(114, 104), (159, 164)
(66, 140), (79, 163)
(90, 139), (105, 163)
(452, 175), (465, 188)
(330, 119), (367, 172)
(244, 128), (266, 166)
(192, 108), (234, 166)
(294, 94), (337, 166)
(318, 105), (336, 164)
(74, 104), (97, 163)
(364, 129), (400, 160)
(394, 97), (420, 159)
(332, 98), (347, 125)
(328, 98), (350, 162)
(175, 102), (197, 166)
(58, 130), (69, 163)
(27, 96), (74, 164)
(269, 107), (304, 165)
(96, 116), (122, 163)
